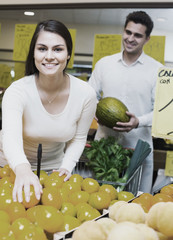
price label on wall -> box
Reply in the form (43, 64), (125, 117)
(92, 34), (122, 70)
(165, 151), (173, 176)
(152, 67), (173, 140)
(144, 35), (165, 65)
(67, 29), (76, 69)
(0, 64), (12, 88)
(13, 24), (36, 62)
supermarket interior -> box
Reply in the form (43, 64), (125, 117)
(0, 0), (173, 183)
(0, 1), (173, 239)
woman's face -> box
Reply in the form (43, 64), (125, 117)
(34, 30), (70, 77)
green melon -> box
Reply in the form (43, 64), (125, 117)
(96, 97), (130, 128)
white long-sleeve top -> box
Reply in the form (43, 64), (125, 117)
(89, 51), (163, 150)
(2, 74), (97, 172)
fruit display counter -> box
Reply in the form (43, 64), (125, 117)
(0, 164), (138, 240)
(0, 137), (152, 239)
(63, 184), (173, 240)
(0, 163), (173, 240)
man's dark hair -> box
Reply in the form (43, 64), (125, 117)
(124, 11), (154, 37)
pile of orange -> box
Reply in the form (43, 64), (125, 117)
(132, 184), (173, 213)
(0, 164), (126, 239)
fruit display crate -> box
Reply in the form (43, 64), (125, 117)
(54, 210), (109, 240)
(72, 157), (143, 197)
(53, 193), (143, 240)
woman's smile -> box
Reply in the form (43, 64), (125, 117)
(42, 63), (58, 68)
(34, 31), (69, 76)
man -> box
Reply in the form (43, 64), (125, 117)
(89, 11), (163, 193)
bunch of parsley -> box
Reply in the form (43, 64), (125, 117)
(83, 136), (134, 182)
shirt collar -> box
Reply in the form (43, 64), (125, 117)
(119, 51), (145, 66)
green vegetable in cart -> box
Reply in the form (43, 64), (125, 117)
(83, 137), (134, 183)
(96, 97), (130, 128)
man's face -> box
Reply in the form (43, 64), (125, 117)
(122, 21), (150, 55)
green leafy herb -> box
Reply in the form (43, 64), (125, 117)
(83, 136), (134, 183)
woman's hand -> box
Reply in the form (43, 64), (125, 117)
(13, 163), (42, 203)
(113, 111), (139, 132)
(57, 168), (71, 181)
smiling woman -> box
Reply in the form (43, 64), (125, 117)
(34, 31), (71, 107)
(0, 19), (97, 205)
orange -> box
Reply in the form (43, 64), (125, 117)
(44, 171), (64, 189)
(0, 230), (16, 240)
(0, 210), (10, 223)
(60, 202), (77, 217)
(89, 191), (111, 210)
(44, 176), (63, 189)
(69, 190), (89, 205)
(60, 215), (81, 232)
(81, 178), (100, 194)
(137, 193), (153, 211)
(0, 193), (13, 211)
(0, 176), (13, 188)
(69, 174), (83, 185)
(0, 166), (11, 178)
(77, 205), (101, 222)
(22, 185), (40, 209)
(41, 187), (62, 209)
(99, 184), (118, 200)
(49, 171), (64, 180)
(34, 170), (48, 187)
(0, 185), (13, 197)
(132, 197), (150, 213)
(62, 181), (81, 194)
(11, 217), (32, 237)
(110, 199), (120, 206)
(151, 193), (173, 206)
(58, 187), (69, 203)
(132, 193), (153, 213)
(160, 184), (173, 198)
(35, 205), (64, 233)
(7, 201), (26, 223)
(3, 164), (10, 170)
(75, 202), (93, 216)
(17, 224), (47, 240)
(117, 191), (135, 202)
(9, 169), (16, 184)
(139, 192), (153, 203)
(0, 220), (11, 235)
(26, 205), (42, 223)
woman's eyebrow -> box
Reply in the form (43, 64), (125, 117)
(36, 43), (65, 47)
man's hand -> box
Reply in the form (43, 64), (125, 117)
(113, 111), (139, 132)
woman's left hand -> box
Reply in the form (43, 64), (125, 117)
(54, 168), (71, 181)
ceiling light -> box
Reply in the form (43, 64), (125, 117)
(157, 17), (167, 22)
(24, 11), (35, 16)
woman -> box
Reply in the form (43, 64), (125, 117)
(1, 20), (97, 203)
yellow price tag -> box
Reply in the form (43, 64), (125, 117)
(165, 151), (173, 176)
(67, 29), (76, 69)
(144, 35), (165, 65)
(152, 68), (173, 140)
(92, 34), (122, 70)
(13, 24), (36, 62)
(0, 64), (12, 88)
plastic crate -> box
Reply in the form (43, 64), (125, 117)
(72, 157), (143, 196)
